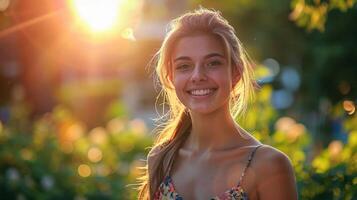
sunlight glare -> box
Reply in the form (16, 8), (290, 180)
(73, 0), (123, 32)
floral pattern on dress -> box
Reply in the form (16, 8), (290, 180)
(211, 186), (248, 200)
(154, 176), (183, 200)
(154, 176), (248, 200)
(154, 145), (263, 200)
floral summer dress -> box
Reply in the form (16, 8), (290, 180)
(154, 145), (263, 200)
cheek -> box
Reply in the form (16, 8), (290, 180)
(214, 71), (233, 88)
(172, 73), (186, 87)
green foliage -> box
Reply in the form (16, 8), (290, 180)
(290, 0), (357, 31)
(239, 85), (357, 199)
(0, 104), (153, 200)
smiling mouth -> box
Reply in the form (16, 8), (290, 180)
(188, 89), (216, 96)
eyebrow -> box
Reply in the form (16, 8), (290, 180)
(173, 53), (225, 63)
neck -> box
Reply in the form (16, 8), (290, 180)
(185, 108), (243, 152)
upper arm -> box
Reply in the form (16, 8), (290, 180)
(254, 146), (298, 200)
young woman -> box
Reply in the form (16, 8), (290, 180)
(138, 8), (298, 200)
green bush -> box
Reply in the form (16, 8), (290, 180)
(0, 105), (153, 200)
(239, 85), (357, 200)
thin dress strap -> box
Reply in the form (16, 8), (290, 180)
(237, 144), (263, 186)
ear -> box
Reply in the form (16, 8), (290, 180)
(231, 64), (241, 87)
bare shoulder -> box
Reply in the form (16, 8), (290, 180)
(252, 145), (298, 200)
(253, 145), (293, 174)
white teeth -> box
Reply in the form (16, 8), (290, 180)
(190, 89), (214, 96)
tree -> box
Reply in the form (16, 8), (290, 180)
(290, 0), (357, 31)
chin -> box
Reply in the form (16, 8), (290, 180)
(187, 105), (219, 115)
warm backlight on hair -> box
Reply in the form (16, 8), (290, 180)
(72, 0), (123, 32)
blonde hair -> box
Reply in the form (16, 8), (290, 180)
(137, 7), (256, 199)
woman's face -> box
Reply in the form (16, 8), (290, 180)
(170, 33), (238, 115)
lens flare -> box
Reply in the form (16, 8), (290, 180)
(72, 0), (123, 32)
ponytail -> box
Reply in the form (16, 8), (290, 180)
(138, 111), (191, 199)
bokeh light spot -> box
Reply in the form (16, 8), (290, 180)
(263, 58), (280, 76)
(89, 127), (107, 145)
(343, 100), (355, 115)
(275, 117), (296, 133)
(78, 164), (91, 177)
(66, 123), (85, 142)
(281, 67), (300, 91)
(88, 147), (103, 163)
(106, 118), (124, 134)
(328, 140), (343, 159)
(272, 89), (294, 109)
(287, 123), (306, 142)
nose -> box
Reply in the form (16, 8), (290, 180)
(191, 64), (207, 83)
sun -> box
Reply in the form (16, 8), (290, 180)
(71, 0), (123, 32)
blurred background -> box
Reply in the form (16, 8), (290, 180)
(0, 0), (356, 199)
